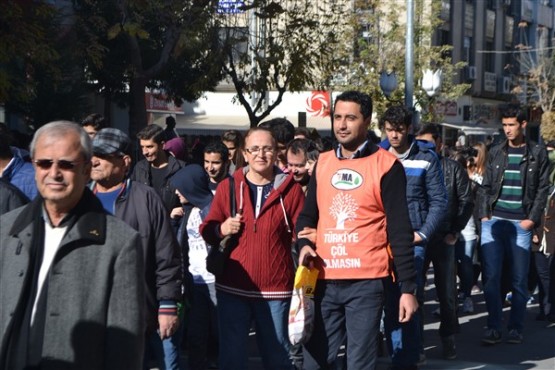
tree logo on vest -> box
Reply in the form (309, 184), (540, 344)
(329, 193), (359, 229)
(331, 169), (363, 190)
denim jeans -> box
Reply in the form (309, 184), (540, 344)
(481, 218), (532, 334)
(187, 283), (218, 370)
(303, 279), (385, 370)
(144, 325), (184, 370)
(217, 291), (292, 370)
(456, 237), (477, 298)
(425, 237), (459, 338)
(384, 245), (424, 367)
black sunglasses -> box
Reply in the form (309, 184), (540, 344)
(34, 159), (86, 170)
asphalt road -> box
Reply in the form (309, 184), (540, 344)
(157, 271), (555, 369)
(247, 275), (555, 369)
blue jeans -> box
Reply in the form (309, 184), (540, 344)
(456, 237), (477, 298)
(481, 218), (532, 334)
(187, 283), (218, 370)
(384, 245), (424, 367)
(217, 291), (292, 370)
(144, 324), (184, 370)
(303, 279), (385, 370)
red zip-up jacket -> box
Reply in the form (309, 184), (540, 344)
(200, 166), (305, 299)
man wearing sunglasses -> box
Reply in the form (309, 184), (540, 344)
(0, 121), (145, 369)
(89, 128), (183, 370)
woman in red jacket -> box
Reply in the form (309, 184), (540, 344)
(201, 127), (305, 370)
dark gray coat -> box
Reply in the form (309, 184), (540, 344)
(0, 190), (145, 369)
(94, 179), (183, 333)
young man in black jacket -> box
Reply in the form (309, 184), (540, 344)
(131, 124), (185, 213)
(477, 105), (550, 345)
(416, 123), (474, 360)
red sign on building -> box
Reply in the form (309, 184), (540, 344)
(306, 91), (331, 117)
(145, 92), (184, 113)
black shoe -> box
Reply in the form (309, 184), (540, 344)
(481, 328), (501, 345)
(442, 335), (457, 360)
(506, 329), (523, 344)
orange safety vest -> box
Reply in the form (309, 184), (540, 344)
(314, 149), (397, 280)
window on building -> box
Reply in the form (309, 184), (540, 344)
(464, 36), (474, 64)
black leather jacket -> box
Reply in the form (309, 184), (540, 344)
(438, 156), (473, 236)
(477, 140), (550, 226)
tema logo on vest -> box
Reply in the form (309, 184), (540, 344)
(331, 169), (363, 190)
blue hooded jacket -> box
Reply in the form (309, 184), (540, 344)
(379, 137), (447, 242)
(3, 147), (38, 200)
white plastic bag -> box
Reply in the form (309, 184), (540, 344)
(288, 266), (318, 345)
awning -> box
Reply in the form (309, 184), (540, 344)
(440, 122), (502, 136)
(175, 115), (250, 132)
(169, 113), (332, 136)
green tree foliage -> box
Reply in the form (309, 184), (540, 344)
(0, 1), (58, 104)
(0, 1), (89, 128)
(72, 0), (223, 136)
(512, 22), (555, 141)
(218, 0), (343, 127)
(331, 0), (469, 125)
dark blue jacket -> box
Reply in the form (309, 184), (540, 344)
(380, 137), (447, 242)
(2, 147), (37, 200)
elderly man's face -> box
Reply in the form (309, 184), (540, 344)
(33, 131), (91, 212)
(91, 153), (130, 187)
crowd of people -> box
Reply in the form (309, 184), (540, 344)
(0, 91), (554, 370)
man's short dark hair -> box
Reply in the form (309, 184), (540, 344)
(416, 123), (441, 140)
(137, 124), (165, 144)
(378, 105), (412, 131)
(258, 118), (295, 145)
(294, 127), (311, 139)
(80, 113), (107, 131)
(204, 141), (230, 162)
(499, 104), (527, 124)
(334, 91), (373, 120)
(221, 130), (244, 147)
(287, 138), (310, 157)
(165, 116), (176, 128)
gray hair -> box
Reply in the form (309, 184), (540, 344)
(30, 121), (93, 161)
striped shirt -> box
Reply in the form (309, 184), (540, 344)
(493, 146), (525, 221)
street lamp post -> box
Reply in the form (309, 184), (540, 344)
(405, 0), (414, 114)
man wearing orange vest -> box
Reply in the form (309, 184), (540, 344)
(296, 91), (418, 370)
